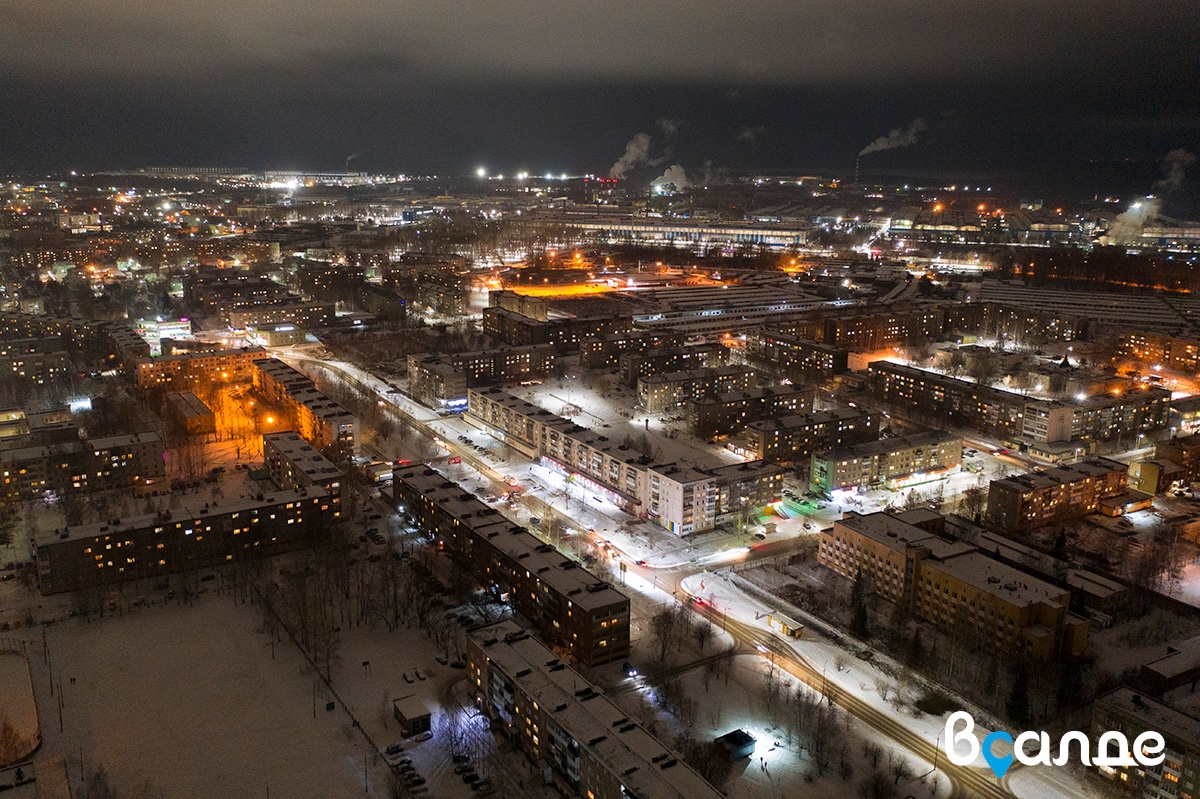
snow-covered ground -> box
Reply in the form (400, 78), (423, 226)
(676, 571), (1096, 799)
(17, 592), (399, 797)
(0, 650), (38, 764)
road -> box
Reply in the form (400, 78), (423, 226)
(278, 347), (1021, 798)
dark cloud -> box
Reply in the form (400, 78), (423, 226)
(0, 0), (1197, 178)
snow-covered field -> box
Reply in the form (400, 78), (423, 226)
(20, 592), (398, 797)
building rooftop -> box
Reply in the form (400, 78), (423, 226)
(34, 488), (327, 546)
(930, 551), (1068, 608)
(745, 407), (867, 432)
(1099, 687), (1200, 744)
(640, 364), (752, 387)
(166, 392), (213, 418)
(817, 429), (960, 460)
(991, 458), (1126, 494)
(394, 467), (627, 612)
(1144, 636), (1200, 682)
(835, 512), (973, 560)
(472, 620), (724, 799)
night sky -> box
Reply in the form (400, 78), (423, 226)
(2, 0), (1198, 194)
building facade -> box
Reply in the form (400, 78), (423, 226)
(985, 458), (1129, 532)
(809, 430), (963, 496)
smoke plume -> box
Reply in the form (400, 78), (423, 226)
(1154, 148), (1196, 193)
(656, 118), (683, 137)
(609, 133), (658, 179)
(737, 125), (767, 145)
(652, 164), (690, 192)
(859, 118), (928, 157)
(1106, 149), (1195, 245)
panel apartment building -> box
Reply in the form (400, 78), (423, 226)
(809, 429), (963, 496)
(985, 458), (1129, 532)
(466, 387), (784, 535)
(467, 620), (725, 799)
(686, 384), (815, 439)
(740, 407), (880, 466)
(135, 346), (270, 391)
(818, 511), (1088, 660)
(482, 306), (633, 352)
(637, 365), (758, 413)
(580, 330), (686, 370)
(34, 487), (331, 594)
(392, 465), (629, 667)
(407, 345), (557, 410)
(1, 431), (166, 501)
(867, 360), (1170, 445)
(618, 344), (725, 387)
(745, 330), (849, 382)
(252, 358), (359, 462)
(263, 431), (343, 519)
(1092, 688), (1200, 799)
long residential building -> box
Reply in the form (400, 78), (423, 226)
(739, 407), (880, 465)
(0, 337), (71, 385)
(467, 619), (725, 799)
(686, 384), (815, 439)
(482, 306), (633, 352)
(809, 429), (962, 496)
(985, 458), (1129, 532)
(0, 312), (149, 368)
(252, 358), (359, 461)
(34, 487), (332, 593)
(867, 360), (1170, 445)
(466, 387), (784, 535)
(135, 346), (270, 391)
(392, 466), (629, 667)
(818, 510), (1088, 661)
(637, 365), (758, 412)
(1, 431), (166, 501)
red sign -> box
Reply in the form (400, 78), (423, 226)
(448, 456), (461, 465)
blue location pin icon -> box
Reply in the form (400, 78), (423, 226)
(981, 730), (1014, 778)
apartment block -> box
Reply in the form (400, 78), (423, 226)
(263, 431), (343, 518)
(407, 345), (557, 409)
(467, 388), (784, 535)
(618, 344), (725, 387)
(252, 358), (359, 462)
(985, 458), (1129, 532)
(1156, 435), (1200, 485)
(637, 365), (758, 412)
(482, 306), (633, 352)
(745, 330), (849, 381)
(1119, 330), (1200, 373)
(226, 301), (334, 330)
(392, 466), (629, 666)
(579, 330), (687, 370)
(1, 431), (165, 500)
(818, 511), (1088, 660)
(686, 384), (815, 439)
(741, 407), (880, 465)
(0, 337), (71, 385)
(1091, 689), (1200, 799)
(868, 360), (1169, 444)
(810, 430), (963, 496)
(135, 346), (270, 391)
(34, 488), (331, 594)
(467, 620), (725, 799)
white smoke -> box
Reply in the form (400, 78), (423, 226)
(1106, 149), (1195, 245)
(651, 164), (690, 193)
(737, 125), (767, 145)
(859, 118), (928, 157)
(609, 133), (658, 179)
(1155, 148), (1196, 193)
